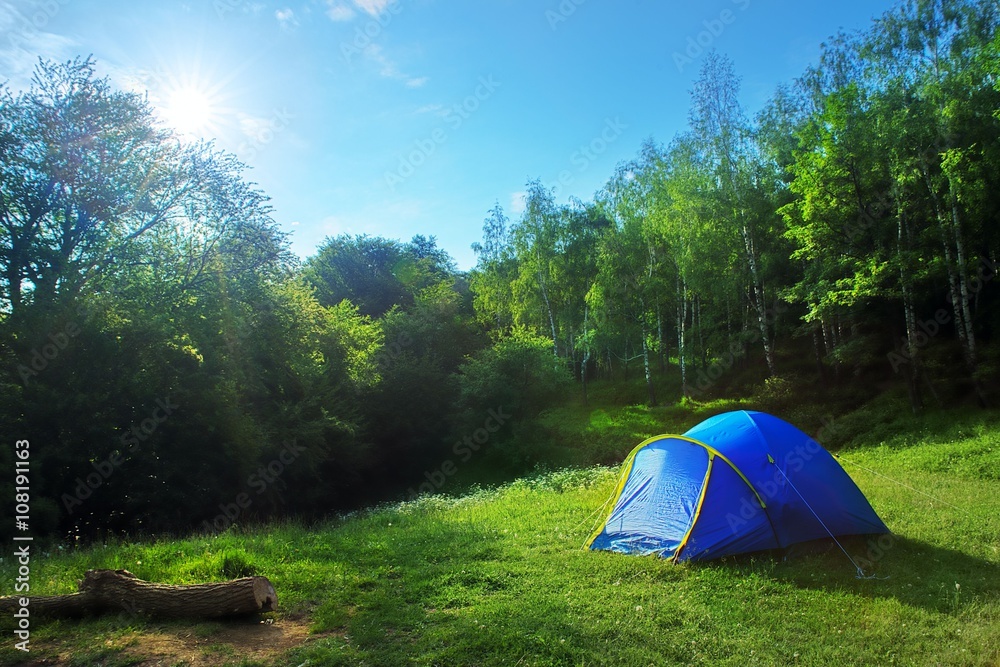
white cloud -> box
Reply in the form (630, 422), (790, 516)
(325, 2), (355, 21)
(352, 0), (391, 16)
(414, 103), (445, 116)
(360, 44), (428, 90)
(326, 0), (394, 22)
(102, 63), (165, 101)
(275, 7), (298, 28)
(318, 199), (424, 238)
(363, 43), (399, 78)
(324, 0), (423, 89)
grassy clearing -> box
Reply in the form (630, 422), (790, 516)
(2, 397), (999, 666)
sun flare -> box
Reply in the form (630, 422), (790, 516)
(159, 85), (220, 138)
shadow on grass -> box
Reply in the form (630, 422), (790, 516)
(706, 533), (1000, 614)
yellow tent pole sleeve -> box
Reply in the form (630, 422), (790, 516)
(668, 435), (767, 509)
(583, 434), (662, 548)
(673, 454), (715, 563)
(584, 433), (768, 551)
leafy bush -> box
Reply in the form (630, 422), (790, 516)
(455, 328), (571, 421)
(451, 328), (572, 468)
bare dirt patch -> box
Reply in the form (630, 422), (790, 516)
(18, 616), (333, 666)
(122, 617), (316, 666)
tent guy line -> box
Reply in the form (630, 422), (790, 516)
(833, 454), (971, 516)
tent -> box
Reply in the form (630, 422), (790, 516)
(586, 410), (888, 562)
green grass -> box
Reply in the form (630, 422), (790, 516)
(2, 395), (999, 666)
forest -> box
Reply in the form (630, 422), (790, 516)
(1, 0), (998, 542)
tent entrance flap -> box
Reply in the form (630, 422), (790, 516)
(672, 455), (715, 562)
(587, 437), (710, 557)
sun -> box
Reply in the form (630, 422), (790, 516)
(137, 55), (244, 143)
(159, 85), (221, 139)
(162, 87), (214, 135)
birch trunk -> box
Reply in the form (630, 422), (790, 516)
(898, 195), (923, 413)
(656, 304), (665, 372)
(741, 224), (776, 376)
(677, 273), (688, 398)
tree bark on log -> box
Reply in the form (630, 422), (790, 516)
(0, 569), (277, 620)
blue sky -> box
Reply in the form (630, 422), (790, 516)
(1, 0), (900, 269)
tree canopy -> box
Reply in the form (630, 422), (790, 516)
(2, 0), (998, 539)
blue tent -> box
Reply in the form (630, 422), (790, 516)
(586, 410), (889, 561)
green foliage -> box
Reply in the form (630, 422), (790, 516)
(465, 0), (999, 415)
(751, 375), (798, 412)
(4, 0), (1000, 549)
(470, 202), (515, 330)
(302, 234), (454, 318)
(450, 329), (573, 469)
(0, 60), (473, 538)
(0, 58), (314, 537)
(456, 328), (571, 422)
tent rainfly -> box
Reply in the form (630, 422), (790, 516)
(586, 410), (889, 562)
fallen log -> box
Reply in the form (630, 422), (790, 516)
(0, 569), (277, 620)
